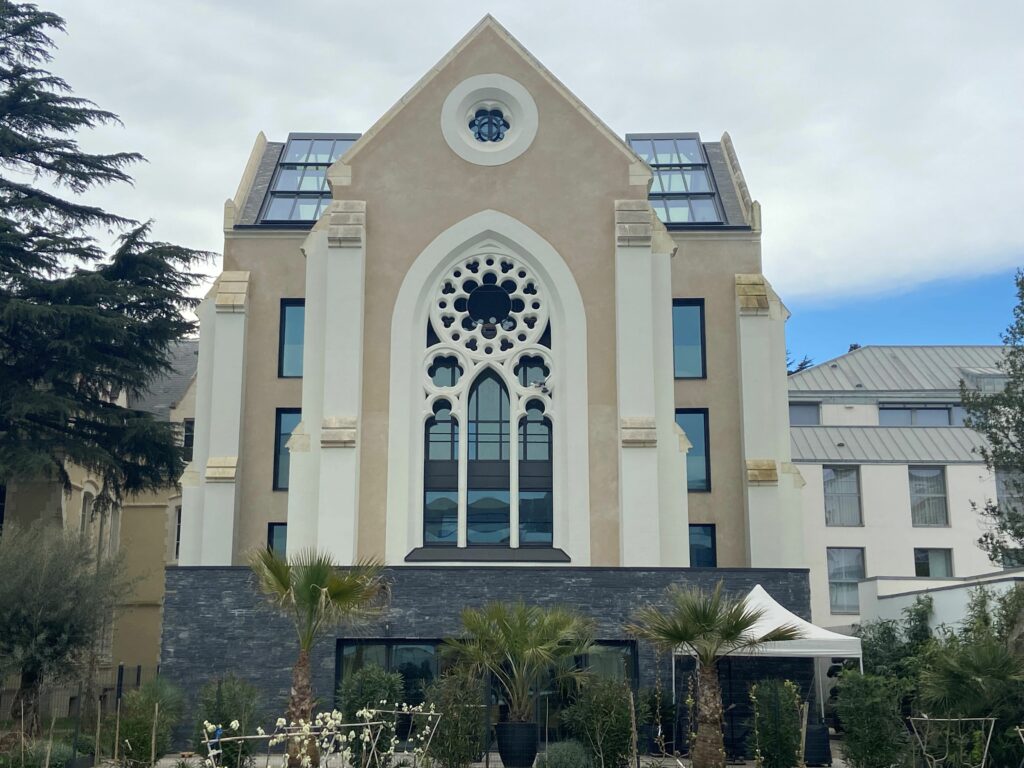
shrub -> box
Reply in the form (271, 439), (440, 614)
(562, 679), (649, 768)
(0, 739), (77, 768)
(537, 740), (591, 768)
(119, 677), (185, 763)
(750, 679), (802, 768)
(835, 672), (909, 768)
(194, 673), (261, 764)
(422, 670), (485, 768)
(337, 663), (404, 718)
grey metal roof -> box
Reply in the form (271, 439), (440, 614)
(791, 425), (987, 464)
(788, 346), (1005, 394)
(703, 141), (747, 227)
(128, 340), (199, 421)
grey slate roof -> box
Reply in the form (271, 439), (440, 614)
(703, 141), (747, 227)
(128, 340), (199, 420)
(791, 425), (987, 464)
(238, 141), (284, 226)
(788, 345), (1005, 394)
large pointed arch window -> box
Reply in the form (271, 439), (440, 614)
(420, 247), (556, 554)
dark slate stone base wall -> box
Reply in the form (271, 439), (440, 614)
(162, 565), (809, 744)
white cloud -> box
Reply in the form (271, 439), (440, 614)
(44, 0), (1024, 300)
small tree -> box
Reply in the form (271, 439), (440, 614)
(423, 669), (486, 768)
(749, 679), (802, 768)
(561, 679), (649, 768)
(0, 523), (125, 734)
(119, 678), (184, 764)
(835, 673), (909, 768)
(443, 601), (593, 723)
(194, 674), (261, 763)
(249, 549), (386, 729)
(961, 270), (1024, 565)
(629, 583), (801, 768)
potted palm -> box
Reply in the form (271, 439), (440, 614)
(444, 601), (593, 768)
(629, 582), (801, 768)
(249, 549), (386, 766)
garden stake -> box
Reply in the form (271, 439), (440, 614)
(628, 688), (639, 768)
(20, 701), (25, 768)
(94, 695), (102, 767)
(151, 701), (160, 766)
(114, 699), (121, 761)
(44, 709), (57, 768)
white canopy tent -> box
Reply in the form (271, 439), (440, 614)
(671, 584), (863, 716)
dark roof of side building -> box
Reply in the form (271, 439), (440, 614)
(128, 339), (199, 420)
(788, 345), (1006, 395)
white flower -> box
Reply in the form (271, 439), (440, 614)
(256, 726), (265, 736)
(348, 731), (356, 740)
(229, 720), (240, 731)
(276, 717), (287, 728)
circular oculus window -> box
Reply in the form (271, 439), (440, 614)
(440, 74), (538, 166)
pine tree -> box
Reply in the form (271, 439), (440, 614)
(0, 2), (210, 510)
(961, 270), (1024, 565)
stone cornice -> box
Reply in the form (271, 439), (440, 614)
(327, 201), (366, 248)
(615, 200), (653, 248)
(214, 271), (250, 313)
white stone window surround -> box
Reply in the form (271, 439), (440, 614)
(386, 211), (590, 565)
(440, 74), (539, 166)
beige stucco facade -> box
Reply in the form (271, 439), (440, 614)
(181, 17), (801, 571)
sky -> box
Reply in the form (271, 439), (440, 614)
(38, 0), (1024, 362)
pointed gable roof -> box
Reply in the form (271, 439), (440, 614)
(336, 15), (644, 175)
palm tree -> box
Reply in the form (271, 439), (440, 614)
(629, 582), (802, 768)
(443, 601), (593, 767)
(249, 548), (386, 725)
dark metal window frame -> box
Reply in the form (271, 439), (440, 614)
(182, 418), (195, 462)
(278, 299), (305, 378)
(675, 408), (711, 492)
(174, 505), (182, 560)
(672, 298), (707, 379)
(273, 407), (302, 491)
(626, 132), (725, 228)
(335, 638), (445, 708)
(267, 522), (288, 555)
(688, 523), (717, 567)
(258, 132), (361, 227)
(914, 547), (953, 578)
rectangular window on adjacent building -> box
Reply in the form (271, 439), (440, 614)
(879, 404), (958, 426)
(823, 466), (862, 526)
(827, 547), (865, 614)
(274, 408), (302, 490)
(689, 524), (717, 567)
(672, 299), (705, 378)
(675, 409), (710, 492)
(182, 418), (195, 462)
(267, 523), (288, 556)
(279, 300), (305, 378)
(909, 466), (948, 526)
(788, 402), (820, 426)
(174, 505), (182, 560)
(914, 548), (952, 578)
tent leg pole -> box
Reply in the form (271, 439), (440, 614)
(817, 659), (825, 719)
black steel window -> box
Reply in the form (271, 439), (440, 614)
(626, 133), (722, 226)
(827, 547), (865, 614)
(274, 408), (301, 491)
(336, 639), (443, 707)
(672, 299), (706, 378)
(675, 409), (711, 492)
(909, 466), (948, 526)
(689, 524), (717, 567)
(267, 523), (288, 556)
(279, 299), (305, 378)
(467, 371), (510, 545)
(182, 418), (195, 462)
(823, 466), (861, 526)
(519, 400), (552, 546)
(174, 505), (182, 560)
(879, 403), (962, 426)
(424, 400), (458, 547)
(260, 134), (360, 225)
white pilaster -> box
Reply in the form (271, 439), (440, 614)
(315, 202), (367, 564)
(177, 291), (216, 565)
(198, 271), (250, 565)
(614, 201), (663, 566)
(736, 274), (805, 568)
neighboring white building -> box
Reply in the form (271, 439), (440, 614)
(788, 346), (1006, 628)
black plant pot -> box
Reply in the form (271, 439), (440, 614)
(495, 722), (538, 768)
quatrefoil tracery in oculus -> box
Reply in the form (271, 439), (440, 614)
(432, 255), (547, 359)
